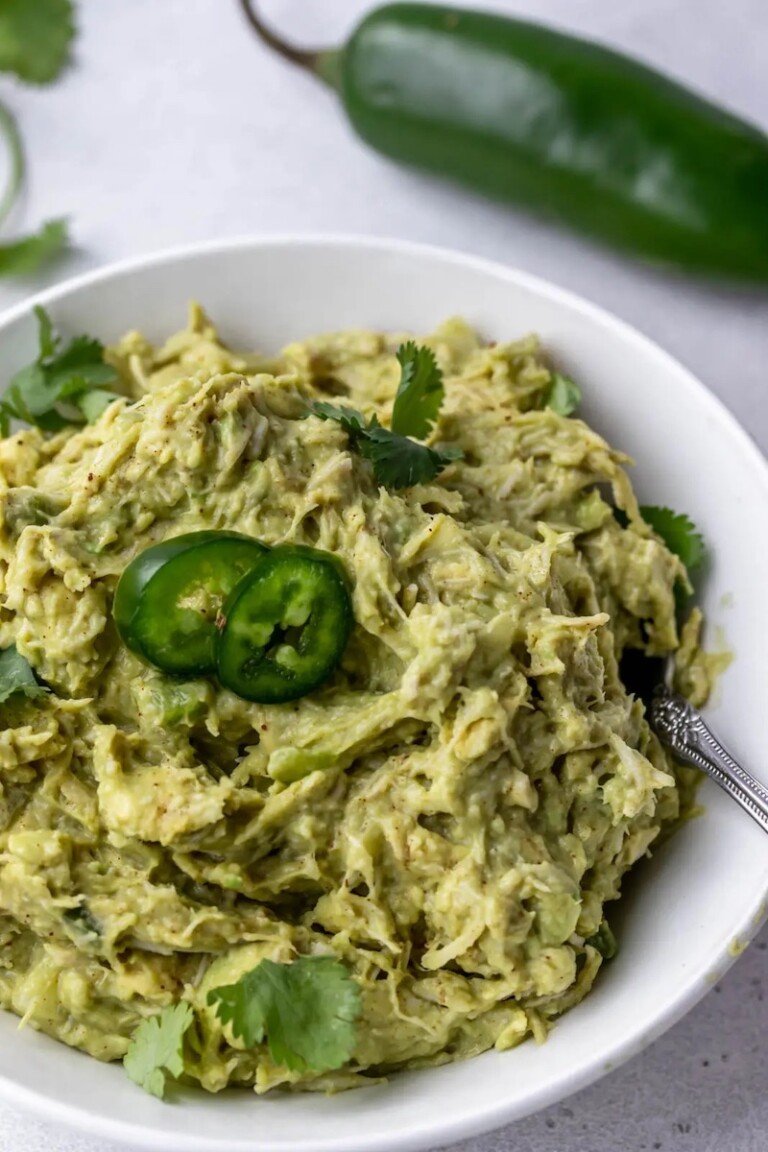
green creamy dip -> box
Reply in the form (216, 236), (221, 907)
(0, 307), (712, 1092)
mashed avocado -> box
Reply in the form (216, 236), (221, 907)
(0, 307), (710, 1092)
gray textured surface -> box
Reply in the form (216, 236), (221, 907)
(0, 1), (764, 1149)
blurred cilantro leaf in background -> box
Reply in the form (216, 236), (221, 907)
(0, 0), (75, 276)
(0, 0), (75, 84)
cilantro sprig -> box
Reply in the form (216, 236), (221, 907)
(309, 341), (461, 489)
(0, 645), (48, 704)
(207, 956), (361, 1074)
(544, 371), (581, 416)
(0, 305), (119, 435)
(123, 1003), (194, 1100)
(311, 402), (461, 489)
(640, 505), (705, 572)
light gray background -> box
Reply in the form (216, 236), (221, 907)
(0, 1), (764, 1149)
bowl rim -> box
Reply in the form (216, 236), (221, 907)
(0, 232), (765, 1152)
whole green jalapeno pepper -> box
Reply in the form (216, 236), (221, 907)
(240, 1), (768, 282)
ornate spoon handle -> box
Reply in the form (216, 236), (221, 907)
(649, 692), (768, 835)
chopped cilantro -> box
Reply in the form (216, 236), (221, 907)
(544, 371), (581, 416)
(207, 955), (361, 1074)
(123, 1003), (194, 1100)
(640, 505), (705, 572)
(63, 902), (101, 943)
(585, 921), (618, 960)
(0, 645), (48, 704)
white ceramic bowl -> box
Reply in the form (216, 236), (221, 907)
(0, 237), (765, 1152)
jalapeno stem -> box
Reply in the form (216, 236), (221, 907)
(237, 0), (341, 87)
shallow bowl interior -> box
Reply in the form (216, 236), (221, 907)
(0, 236), (765, 1152)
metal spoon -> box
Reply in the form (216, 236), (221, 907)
(621, 651), (768, 835)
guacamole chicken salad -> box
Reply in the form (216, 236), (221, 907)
(0, 306), (713, 1096)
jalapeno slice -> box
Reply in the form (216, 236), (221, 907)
(113, 531), (268, 676)
(215, 545), (352, 703)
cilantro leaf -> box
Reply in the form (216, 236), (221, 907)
(0, 0), (75, 85)
(76, 388), (118, 422)
(358, 419), (461, 488)
(0, 218), (69, 277)
(1, 306), (119, 434)
(309, 402), (461, 490)
(46, 333), (106, 379)
(544, 372), (582, 416)
(207, 956), (361, 1074)
(391, 341), (444, 438)
(123, 1003), (194, 1100)
(0, 646), (48, 704)
(640, 506), (705, 572)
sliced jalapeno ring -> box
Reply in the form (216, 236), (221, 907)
(215, 544), (352, 704)
(114, 531), (268, 676)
